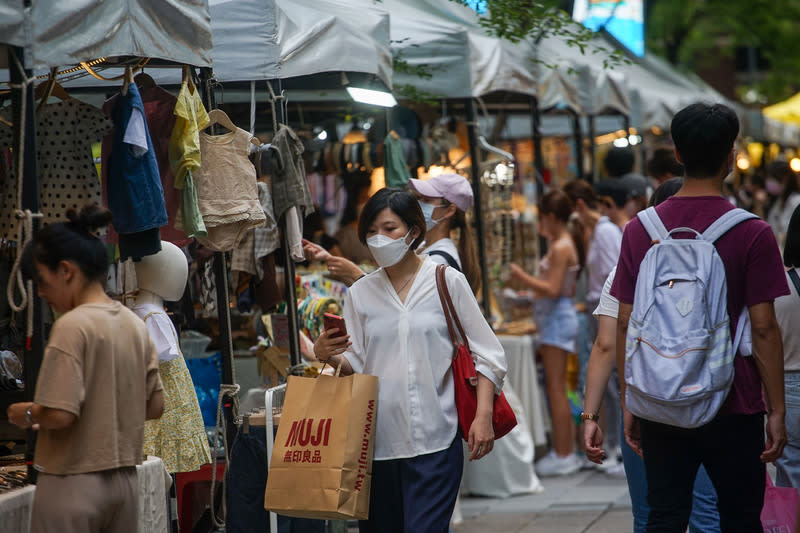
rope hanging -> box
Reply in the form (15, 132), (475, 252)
(5, 51), (44, 349)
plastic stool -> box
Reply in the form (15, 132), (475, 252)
(175, 461), (226, 531)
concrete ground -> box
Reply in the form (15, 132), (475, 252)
(455, 468), (634, 533)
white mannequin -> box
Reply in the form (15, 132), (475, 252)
(132, 241), (211, 474)
(134, 241), (188, 306)
(133, 242), (188, 363)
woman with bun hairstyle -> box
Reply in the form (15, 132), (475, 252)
(510, 189), (585, 476)
(313, 188), (507, 532)
(7, 205), (164, 533)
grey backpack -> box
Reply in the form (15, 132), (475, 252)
(624, 207), (756, 428)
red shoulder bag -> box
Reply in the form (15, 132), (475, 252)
(435, 264), (517, 440)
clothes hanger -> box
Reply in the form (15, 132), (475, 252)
(35, 68), (70, 111)
(134, 70), (157, 90)
(121, 66), (134, 96)
(207, 108), (237, 134)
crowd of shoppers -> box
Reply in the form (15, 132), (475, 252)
(10, 99), (800, 532)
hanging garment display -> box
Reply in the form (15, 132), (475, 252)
(0, 99), (112, 240)
(103, 84), (188, 247)
(194, 118), (266, 252)
(254, 182), (280, 278)
(105, 82), (168, 260)
(134, 304), (211, 473)
(232, 181), (281, 277)
(383, 131), (411, 188)
(269, 124), (314, 220)
(170, 75), (209, 239)
(285, 206), (305, 262)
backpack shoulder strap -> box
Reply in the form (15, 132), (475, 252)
(427, 250), (461, 272)
(636, 207), (669, 241)
(789, 268), (800, 296)
(701, 208), (758, 243)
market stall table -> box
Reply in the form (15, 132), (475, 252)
(0, 456), (170, 533)
(0, 485), (34, 532)
(498, 334), (551, 448)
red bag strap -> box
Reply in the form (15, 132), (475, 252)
(435, 264), (470, 352)
(435, 264), (458, 348)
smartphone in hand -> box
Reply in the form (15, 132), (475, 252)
(323, 313), (347, 338)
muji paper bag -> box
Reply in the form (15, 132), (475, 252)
(265, 372), (378, 520)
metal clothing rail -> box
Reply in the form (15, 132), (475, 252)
(267, 79), (302, 369)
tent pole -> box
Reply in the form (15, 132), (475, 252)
(198, 67), (237, 449)
(464, 98), (491, 318)
(570, 110), (584, 180)
(529, 96), (545, 194)
(588, 115), (597, 182)
(269, 78), (302, 369)
(9, 45), (43, 482)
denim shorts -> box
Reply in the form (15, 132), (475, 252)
(534, 297), (578, 353)
(777, 371), (800, 488)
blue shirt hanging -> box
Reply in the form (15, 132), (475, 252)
(107, 82), (168, 235)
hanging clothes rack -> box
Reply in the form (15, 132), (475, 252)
(267, 79), (302, 370)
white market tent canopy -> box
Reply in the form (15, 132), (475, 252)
(27, 0), (213, 69)
(536, 32), (630, 116)
(359, 0), (537, 100)
(277, 0), (392, 87)
(0, 0), (25, 50)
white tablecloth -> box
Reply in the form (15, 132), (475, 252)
(0, 457), (170, 533)
(460, 382), (543, 498)
(0, 485), (34, 533)
(137, 456), (171, 533)
(499, 334), (551, 447)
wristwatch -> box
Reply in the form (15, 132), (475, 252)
(580, 411), (600, 422)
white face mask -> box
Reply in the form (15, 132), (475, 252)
(367, 229), (412, 268)
(418, 201), (443, 230)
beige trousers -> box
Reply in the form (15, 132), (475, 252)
(30, 467), (138, 533)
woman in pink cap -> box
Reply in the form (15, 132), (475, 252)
(304, 173), (481, 293)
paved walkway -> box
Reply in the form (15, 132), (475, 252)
(455, 469), (635, 533)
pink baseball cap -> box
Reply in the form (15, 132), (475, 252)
(408, 173), (474, 211)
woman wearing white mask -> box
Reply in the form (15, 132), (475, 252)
(313, 188), (507, 533)
(303, 173), (480, 292)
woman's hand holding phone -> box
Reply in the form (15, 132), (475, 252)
(314, 314), (351, 362)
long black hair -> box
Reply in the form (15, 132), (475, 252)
(23, 204), (112, 283)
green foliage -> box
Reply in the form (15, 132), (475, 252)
(646, 0), (800, 103)
(384, 0), (629, 102)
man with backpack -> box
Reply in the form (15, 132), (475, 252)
(611, 103), (788, 531)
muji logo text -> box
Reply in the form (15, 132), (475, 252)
(284, 418), (332, 447)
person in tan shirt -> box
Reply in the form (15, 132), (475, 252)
(7, 204), (164, 533)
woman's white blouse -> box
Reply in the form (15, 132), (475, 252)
(342, 256), (506, 460)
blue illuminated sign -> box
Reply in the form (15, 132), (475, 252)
(573, 0), (644, 57)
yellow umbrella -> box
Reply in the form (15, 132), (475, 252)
(764, 92), (800, 126)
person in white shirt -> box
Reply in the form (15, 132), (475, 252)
(766, 161), (800, 250)
(313, 188), (506, 533)
(303, 173), (481, 292)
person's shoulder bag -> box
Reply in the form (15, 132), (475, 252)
(435, 264), (516, 440)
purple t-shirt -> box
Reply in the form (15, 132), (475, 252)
(610, 196), (789, 415)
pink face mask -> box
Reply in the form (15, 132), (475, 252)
(766, 178), (783, 196)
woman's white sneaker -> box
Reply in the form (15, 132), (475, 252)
(535, 451), (581, 477)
